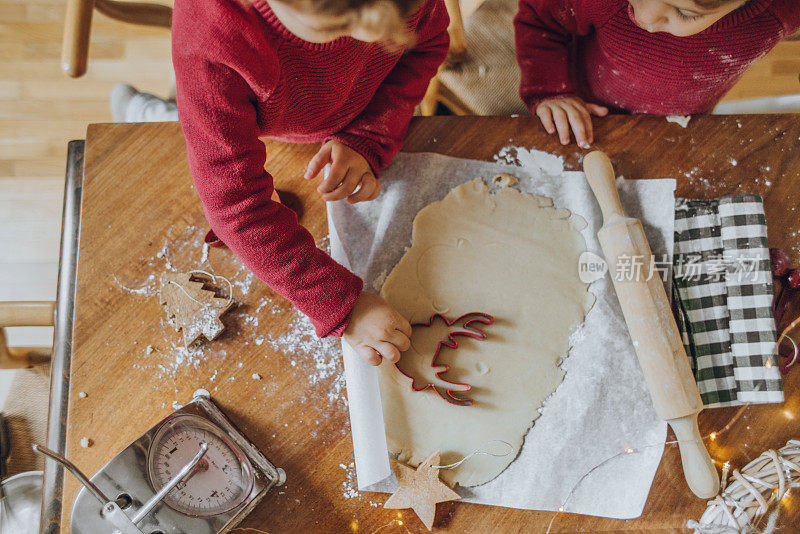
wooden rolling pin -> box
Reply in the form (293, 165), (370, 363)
(583, 151), (720, 499)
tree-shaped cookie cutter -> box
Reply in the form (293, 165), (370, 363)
(396, 312), (494, 407)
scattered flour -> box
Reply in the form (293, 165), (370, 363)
(121, 222), (348, 421)
(112, 273), (157, 297)
(494, 146), (564, 176)
(666, 115), (691, 128)
(264, 312), (346, 406)
(340, 461), (359, 499)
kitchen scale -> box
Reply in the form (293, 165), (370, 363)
(35, 389), (285, 534)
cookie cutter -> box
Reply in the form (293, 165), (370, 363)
(396, 312), (494, 407)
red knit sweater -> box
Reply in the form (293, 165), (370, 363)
(515, 0), (800, 114)
(172, 0), (449, 337)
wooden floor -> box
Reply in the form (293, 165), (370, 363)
(0, 0), (798, 345)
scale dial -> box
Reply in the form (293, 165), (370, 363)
(147, 414), (254, 517)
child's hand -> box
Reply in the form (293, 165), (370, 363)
(344, 292), (412, 366)
(305, 140), (381, 204)
(536, 97), (608, 149)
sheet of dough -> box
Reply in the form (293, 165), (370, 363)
(380, 177), (593, 487)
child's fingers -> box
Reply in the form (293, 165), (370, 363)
(347, 174), (378, 204)
(373, 341), (401, 364)
(305, 144), (332, 179)
(536, 105), (556, 135)
(384, 329), (411, 352)
(394, 316), (412, 337)
(586, 103), (609, 117)
(564, 104), (592, 148)
(322, 169), (362, 202)
(355, 344), (382, 366)
(367, 178), (381, 201)
(551, 106), (571, 145)
(317, 159), (349, 194)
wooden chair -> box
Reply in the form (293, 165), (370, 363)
(0, 303), (55, 369)
(62, 0), (172, 78)
(420, 0), (527, 116)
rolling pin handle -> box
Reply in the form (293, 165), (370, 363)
(583, 151), (626, 222)
(667, 414), (720, 499)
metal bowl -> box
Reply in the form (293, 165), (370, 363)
(1, 470), (43, 534)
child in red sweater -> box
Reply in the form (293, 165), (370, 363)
(172, 0), (449, 364)
(514, 0), (800, 147)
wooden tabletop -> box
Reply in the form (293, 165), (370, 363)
(60, 116), (800, 533)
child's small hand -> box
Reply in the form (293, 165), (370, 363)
(536, 97), (608, 149)
(305, 140), (381, 204)
(344, 292), (412, 366)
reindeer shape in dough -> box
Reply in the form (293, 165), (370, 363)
(395, 312), (494, 406)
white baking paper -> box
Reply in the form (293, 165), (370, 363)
(328, 151), (674, 519)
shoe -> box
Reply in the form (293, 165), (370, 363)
(110, 83), (179, 123)
(110, 83), (137, 122)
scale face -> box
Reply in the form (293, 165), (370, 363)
(147, 414), (254, 517)
(70, 389), (285, 534)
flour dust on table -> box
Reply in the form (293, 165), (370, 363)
(108, 224), (348, 423)
(380, 177), (593, 487)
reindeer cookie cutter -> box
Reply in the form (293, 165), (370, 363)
(396, 312), (495, 407)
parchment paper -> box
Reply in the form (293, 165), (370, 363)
(328, 151), (674, 519)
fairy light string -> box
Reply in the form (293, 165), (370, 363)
(544, 374), (777, 534)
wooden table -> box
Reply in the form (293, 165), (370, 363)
(44, 116), (800, 533)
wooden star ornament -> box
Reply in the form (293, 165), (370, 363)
(383, 451), (461, 531)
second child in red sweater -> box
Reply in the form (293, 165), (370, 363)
(515, 0), (800, 147)
(172, 0), (449, 365)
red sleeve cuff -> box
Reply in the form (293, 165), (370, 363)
(316, 276), (363, 338)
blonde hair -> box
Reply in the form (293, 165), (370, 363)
(277, 0), (421, 46)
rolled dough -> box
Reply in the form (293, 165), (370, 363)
(380, 177), (593, 487)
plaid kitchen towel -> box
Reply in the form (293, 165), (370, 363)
(673, 195), (783, 408)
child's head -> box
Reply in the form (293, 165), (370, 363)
(267, 0), (423, 46)
(627, 0), (747, 36)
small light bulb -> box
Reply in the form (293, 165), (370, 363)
(625, 448), (635, 454)
(558, 506), (564, 512)
(710, 432), (717, 440)
(766, 360), (773, 368)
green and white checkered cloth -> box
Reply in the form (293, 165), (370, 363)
(673, 195), (783, 408)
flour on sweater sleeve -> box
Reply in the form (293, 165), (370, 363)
(514, 0), (621, 110)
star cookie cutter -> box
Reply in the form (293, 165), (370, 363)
(396, 312), (494, 407)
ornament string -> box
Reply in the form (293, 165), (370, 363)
(167, 269), (235, 308)
(431, 440), (514, 470)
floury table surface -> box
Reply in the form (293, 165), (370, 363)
(46, 117), (800, 532)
